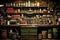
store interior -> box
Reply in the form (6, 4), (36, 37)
(0, 0), (60, 40)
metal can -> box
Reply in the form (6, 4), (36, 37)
(42, 30), (47, 38)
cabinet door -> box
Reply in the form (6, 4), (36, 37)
(21, 27), (30, 35)
(28, 28), (37, 35)
(21, 27), (37, 35)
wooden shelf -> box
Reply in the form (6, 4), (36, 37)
(38, 38), (60, 40)
(6, 13), (53, 15)
(6, 6), (48, 8)
(0, 24), (59, 27)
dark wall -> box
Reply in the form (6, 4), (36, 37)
(0, 0), (16, 4)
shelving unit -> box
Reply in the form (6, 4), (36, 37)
(0, 0), (60, 40)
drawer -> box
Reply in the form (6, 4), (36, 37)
(21, 35), (37, 40)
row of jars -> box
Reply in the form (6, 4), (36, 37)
(38, 28), (58, 39)
(6, 1), (48, 7)
(6, 8), (51, 13)
(7, 14), (57, 26)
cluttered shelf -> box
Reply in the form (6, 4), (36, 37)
(37, 37), (60, 39)
(21, 38), (60, 40)
(0, 24), (59, 27)
(0, 0), (60, 40)
(6, 6), (48, 8)
(6, 12), (53, 15)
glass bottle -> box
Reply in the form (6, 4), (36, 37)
(48, 29), (52, 38)
(38, 33), (43, 39)
(40, 8), (42, 13)
(13, 3), (16, 7)
(27, 0), (30, 7)
(34, 1), (37, 7)
(11, 3), (13, 6)
(52, 28), (58, 38)
(19, 3), (21, 7)
(36, 2), (40, 7)
(18, 9), (20, 13)
(25, 1), (28, 7)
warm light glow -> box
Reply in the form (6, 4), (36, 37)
(0, 5), (4, 7)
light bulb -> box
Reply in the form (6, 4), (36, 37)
(0, 5), (4, 7)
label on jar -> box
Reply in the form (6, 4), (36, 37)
(48, 34), (52, 38)
(42, 31), (47, 38)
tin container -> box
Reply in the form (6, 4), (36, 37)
(42, 30), (47, 38)
(48, 33), (52, 38)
